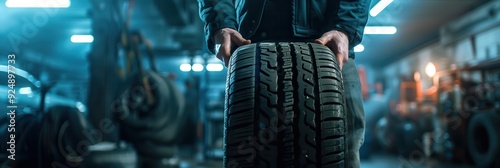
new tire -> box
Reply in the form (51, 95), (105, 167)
(224, 42), (347, 168)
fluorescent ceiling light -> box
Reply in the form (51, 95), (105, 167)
(354, 44), (364, 53)
(206, 63), (224, 72)
(370, 0), (393, 17)
(364, 26), (397, 34)
(76, 102), (87, 112)
(19, 87), (32, 94)
(180, 64), (191, 72)
(71, 35), (93, 43)
(5, 0), (70, 8)
(192, 64), (204, 72)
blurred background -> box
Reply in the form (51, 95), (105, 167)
(0, 0), (500, 167)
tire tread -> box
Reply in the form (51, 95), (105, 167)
(224, 42), (345, 168)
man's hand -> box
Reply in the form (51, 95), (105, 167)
(314, 30), (349, 70)
(214, 28), (251, 67)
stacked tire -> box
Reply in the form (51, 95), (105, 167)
(0, 113), (40, 168)
(224, 42), (347, 168)
(118, 71), (186, 167)
(467, 111), (500, 168)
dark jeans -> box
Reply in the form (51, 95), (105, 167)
(342, 58), (365, 168)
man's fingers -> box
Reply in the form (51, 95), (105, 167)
(335, 48), (349, 70)
(221, 56), (229, 67)
(216, 44), (225, 62)
(213, 28), (249, 67)
(217, 47), (230, 67)
(215, 34), (231, 65)
(223, 36), (231, 58)
(314, 30), (350, 70)
(231, 31), (251, 46)
(221, 35), (232, 67)
(336, 54), (344, 70)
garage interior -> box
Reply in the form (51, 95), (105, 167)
(1, 0), (500, 167)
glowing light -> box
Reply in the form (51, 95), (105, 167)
(19, 87), (32, 94)
(192, 64), (204, 72)
(425, 62), (437, 78)
(370, 0), (393, 17)
(5, 0), (70, 8)
(364, 26), (397, 35)
(71, 35), (93, 43)
(76, 102), (86, 112)
(206, 63), (224, 71)
(414, 72), (421, 81)
(354, 44), (364, 52)
(180, 64), (191, 72)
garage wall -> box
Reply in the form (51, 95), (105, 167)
(442, 0), (500, 66)
(379, 42), (440, 96)
(474, 27), (500, 62)
(378, 1), (500, 94)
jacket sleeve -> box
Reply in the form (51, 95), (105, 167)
(198, 0), (238, 54)
(332, 0), (371, 48)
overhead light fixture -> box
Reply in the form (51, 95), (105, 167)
(5, 0), (71, 8)
(370, 0), (393, 17)
(76, 102), (87, 112)
(206, 63), (224, 72)
(192, 64), (204, 72)
(19, 87), (32, 95)
(180, 64), (191, 72)
(354, 44), (364, 53)
(71, 35), (93, 43)
(364, 26), (397, 34)
(180, 63), (224, 72)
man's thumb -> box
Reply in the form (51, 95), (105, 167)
(232, 33), (251, 46)
(314, 35), (330, 45)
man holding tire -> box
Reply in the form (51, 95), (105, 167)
(198, 0), (370, 167)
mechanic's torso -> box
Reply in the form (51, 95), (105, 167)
(236, 0), (331, 41)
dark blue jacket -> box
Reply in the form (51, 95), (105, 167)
(198, 0), (371, 57)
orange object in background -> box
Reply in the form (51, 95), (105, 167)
(358, 66), (369, 100)
(375, 83), (383, 95)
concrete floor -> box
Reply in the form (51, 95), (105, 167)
(170, 144), (477, 168)
(173, 153), (476, 168)
(360, 154), (474, 168)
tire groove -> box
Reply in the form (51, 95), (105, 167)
(280, 42), (295, 167)
(227, 104), (253, 114)
(229, 64), (254, 76)
(260, 81), (279, 94)
(228, 76), (254, 86)
(276, 42), (285, 168)
(227, 97), (254, 109)
(322, 117), (344, 122)
(254, 43), (261, 168)
(257, 43), (279, 168)
(290, 43), (301, 168)
(309, 43), (322, 168)
(296, 43), (317, 167)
